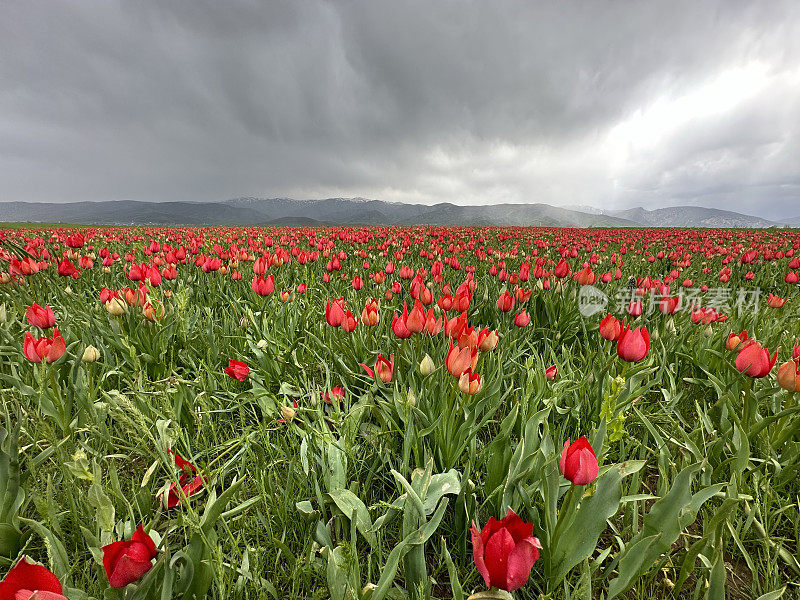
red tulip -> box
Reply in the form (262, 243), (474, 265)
(360, 354), (394, 383)
(627, 299), (643, 317)
(361, 298), (379, 326)
(658, 295), (680, 315)
(446, 340), (478, 377)
(458, 368), (482, 394)
(458, 326), (479, 350)
(470, 508), (541, 592)
(101, 525), (158, 588)
(735, 341), (777, 378)
(56, 258), (79, 278)
(65, 232), (85, 248)
(342, 309), (358, 332)
(406, 300), (426, 333)
(251, 274), (275, 296)
(478, 328), (499, 351)
(553, 259), (570, 278)
(514, 311), (530, 327)
(324, 387), (346, 403)
(497, 290), (515, 312)
(22, 328), (66, 363)
(616, 325), (650, 362)
(391, 307), (412, 339)
(325, 298), (345, 327)
(164, 449), (204, 508)
(25, 303), (55, 328)
(0, 556), (68, 600)
(545, 365), (558, 381)
(777, 359), (800, 392)
(559, 436), (599, 485)
(224, 359), (249, 381)
(598, 314), (622, 341)
(575, 265), (595, 286)
(766, 293), (786, 308)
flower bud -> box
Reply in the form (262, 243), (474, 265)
(82, 345), (101, 362)
(105, 297), (126, 316)
(419, 354), (435, 375)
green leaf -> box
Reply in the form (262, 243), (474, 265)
(607, 463), (715, 599)
(549, 461), (634, 583)
(327, 488), (377, 549)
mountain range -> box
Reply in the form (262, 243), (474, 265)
(0, 197), (789, 228)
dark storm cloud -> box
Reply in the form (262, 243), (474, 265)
(1, 1), (799, 219)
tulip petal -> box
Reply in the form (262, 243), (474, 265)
(506, 537), (540, 591)
(470, 523), (491, 587)
(483, 527), (515, 590)
(0, 557), (63, 597)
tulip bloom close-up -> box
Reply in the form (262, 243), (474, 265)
(470, 508), (542, 592)
(22, 328), (66, 363)
(101, 525), (158, 588)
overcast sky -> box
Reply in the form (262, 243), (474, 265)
(2, 1), (800, 219)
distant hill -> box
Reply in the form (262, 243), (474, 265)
(0, 201), (266, 226)
(607, 206), (778, 228)
(0, 198), (780, 228)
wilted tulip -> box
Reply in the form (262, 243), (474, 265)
(470, 508), (541, 592)
(101, 525), (157, 588)
(0, 556), (68, 600)
(280, 403), (298, 422)
(163, 449), (204, 508)
(560, 436), (599, 485)
(224, 359), (249, 381)
(616, 325), (650, 362)
(23, 328), (66, 363)
(735, 341), (777, 378)
(25, 303), (55, 328)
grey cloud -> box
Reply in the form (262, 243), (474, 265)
(1, 1), (799, 219)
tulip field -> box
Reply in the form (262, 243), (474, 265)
(2, 224), (800, 600)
